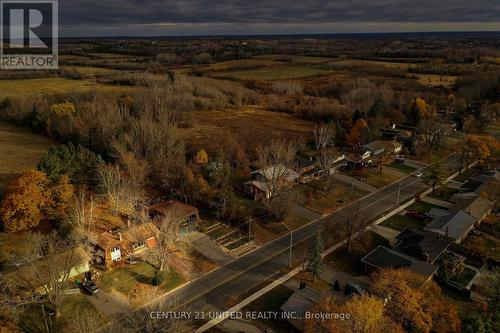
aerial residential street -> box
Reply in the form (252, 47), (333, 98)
(151, 155), (460, 326)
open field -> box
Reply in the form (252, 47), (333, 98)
(413, 73), (458, 87)
(0, 78), (135, 98)
(61, 65), (120, 75)
(0, 121), (52, 193)
(179, 107), (314, 153)
(213, 65), (332, 80)
(254, 54), (335, 64)
(330, 59), (419, 69)
(208, 58), (285, 71)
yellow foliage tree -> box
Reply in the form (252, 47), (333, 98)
(46, 175), (75, 219)
(194, 149), (209, 165)
(372, 269), (461, 333)
(305, 294), (403, 333)
(50, 102), (76, 117)
(0, 170), (50, 232)
(0, 170), (74, 232)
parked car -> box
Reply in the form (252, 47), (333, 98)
(414, 171), (423, 177)
(345, 282), (366, 296)
(405, 210), (427, 220)
(394, 155), (406, 162)
(81, 281), (99, 295)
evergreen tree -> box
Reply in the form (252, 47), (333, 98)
(307, 230), (324, 282)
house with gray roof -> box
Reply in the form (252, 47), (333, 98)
(394, 229), (453, 264)
(424, 210), (476, 243)
(361, 245), (438, 281)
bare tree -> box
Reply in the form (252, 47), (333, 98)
(2, 233), (79, 319)
(313, 123), (336, 152)
(317, 147), (339, 192)
(66, 191), (97, 254)
(336, 203), (365, 253)
(68, 309), (102, 333)
(147, 215), (179, 273)
(256, 138), (300, 206)
(97, 163), (142, 215)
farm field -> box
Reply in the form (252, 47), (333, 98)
(413, 73), (458, 87)
(0, 78), (133, 98)
(207, 58), (285, 71)
(254, 54), (335, 63)
(61, 65), (120, 74)
(179, 107), (314, 153)
(212, 65), (332, 80)
(330, 58), (419, 69)
(0, 121), (52, 193)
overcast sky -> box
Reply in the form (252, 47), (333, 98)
(59, 0), (500, 36)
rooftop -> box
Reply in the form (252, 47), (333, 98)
(361, 245), (438, 279)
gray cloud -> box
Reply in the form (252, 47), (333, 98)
(59, 0), (500, 35)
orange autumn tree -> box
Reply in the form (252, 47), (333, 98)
(461, 135), (500, 169)
(0, 170), (74, 232)
(347, 118), (370, 144)
(305, 294), (403, 333)
(372, 269), (461, 333)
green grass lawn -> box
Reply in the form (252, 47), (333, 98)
(380, 214), (427, 231)
(0, 121), (52, 194)
(99, 262), (185, 295)
(387, 162), (416, 174)
(380, 201), (439, 231)
(213, 65), (332, 80)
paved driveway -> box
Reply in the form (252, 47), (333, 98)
(85, 289), (130, 318)
(185, 232), (234, 265)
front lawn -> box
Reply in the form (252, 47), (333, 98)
(427, 186), (458, 201)
(325, 232), (389, 276)
(99, 262), (185, 295)
(347, 168), (399, 189)
(387, 162), (416, 174)
(301, 180), (361, 214)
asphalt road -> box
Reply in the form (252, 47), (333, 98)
(148, 154), (461, 328)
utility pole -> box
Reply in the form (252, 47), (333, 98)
(396, 181), (402, 208)
(248, 218), (252, 240)
(350, 179), (354, 197)
(282, 222), (293, 268)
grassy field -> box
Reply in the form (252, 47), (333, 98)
(254, 54), (335, 64)
(179, 107), (313, 155)
(61, 65), (120, 75)
(413, 73), (457, 87)
(0, 121), (52, 194)
(208, 58), (285, 71)
(212, 65), (332, 80)
(331, 59), (419, 69)
(0, 78), (108, 98)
